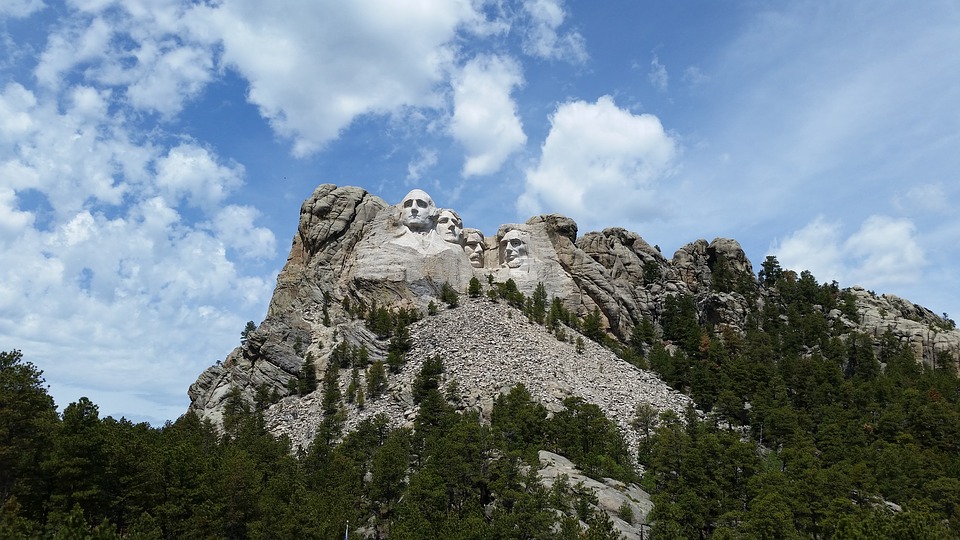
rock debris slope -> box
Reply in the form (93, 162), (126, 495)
(264, 298), (692, 453)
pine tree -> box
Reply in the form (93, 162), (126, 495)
(0, 350), (58, 520)
(367, 361), (388, 397)
(240, 321), (256, 346)
(582, 308), (603, 343)
(468, 276), (482, 298)
(299, 353), (318, 395)
(440, 282), (459, 308)
(531, 282), (547, 325)
(412, 355), (443, 405)
(346, 367), (360, 404)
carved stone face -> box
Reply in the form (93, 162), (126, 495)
(501, 230), (528, 268)
(436, 209), (463, 244)
(400, 189), (436, 233)
(463, 229), (484, 268)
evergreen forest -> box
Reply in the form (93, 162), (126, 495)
(2, 260), (960, 539)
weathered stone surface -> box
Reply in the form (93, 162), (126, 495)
(570, 227), (674, 339)
(838, 287), (960, 370)
(538, 450), (653, 540)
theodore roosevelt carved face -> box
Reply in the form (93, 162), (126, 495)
(400, 189), (437, 233)
(463, 228), (484, 268)
(436, 209), (463, 245)
(501, 229), (529, 269)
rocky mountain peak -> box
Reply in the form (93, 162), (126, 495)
(189, 184), (960, 435)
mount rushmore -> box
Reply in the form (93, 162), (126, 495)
(188, 184), (960, 444)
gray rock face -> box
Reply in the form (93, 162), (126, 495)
(538, 451), (653, 540)
(188, 183), (960, 432)
(839, 287), (960, 369)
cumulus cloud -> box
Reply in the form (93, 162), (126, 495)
(155, 144), (244, 210)
(34, 2), (217, 116)
(0, 192), (275, 421)
(771, 216), (846, 281)
(845, 216), (925, 286)
(35, 16), (114, 88)
(0, 83), (131, 215)
(519, 96), (677, 229)
(450, 54), (527, 177)
(0, 82), (38, 144)
(125, 44), (215, 115)
(1, 3), (277, 420)
(521, 0), (587, 63)
(772, 215), (925, 288)
(0, 187), (33, 233)
(203, 0), (479, 156)
(211, 205), (277, 260)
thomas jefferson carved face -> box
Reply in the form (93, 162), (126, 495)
(501, 230), (529, 268)
(400, 189), (436, 233)
(436, 209), (463, 244)
(463, 229), (484, 268)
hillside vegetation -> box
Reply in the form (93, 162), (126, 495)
(2, 265), (960, 538)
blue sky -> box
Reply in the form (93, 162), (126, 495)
(2, 0), (958, 424)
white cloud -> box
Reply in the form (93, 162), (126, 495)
(845, 216), (925, 286)
(34, 15), (113, 88)
(450, 54), (527, 177)
(211, 205), (277, 260)
(203, 0), (479, 156)
(521, 0), (587, 63)
(0, 0), (45, 19)
(0, 187), (33, 233)
(894, 182), (952, 215)
(2, 32), (274, 421)
(0, 82), (38, 142)
(0, 83), (131, 216)
(67, 84), (110, 120)
(34, 2), (218, 116)
(0, 192), (275, 421)
(772, 215), (925, 288)
(125, 44), (214, 116)
(520, 96), (677, 229)
(407, 148), (438, 183)
(155, 144), (244, 210)
(648, 54), (668, 91)
(771, 216), (845, 281)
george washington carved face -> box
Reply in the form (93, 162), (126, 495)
(400, 189), (437, 233)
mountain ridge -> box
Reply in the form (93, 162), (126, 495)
(188, 183), (960, 431)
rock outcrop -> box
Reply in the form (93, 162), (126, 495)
(838, 287), (960, 368)
(538, 451), (653, 540)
